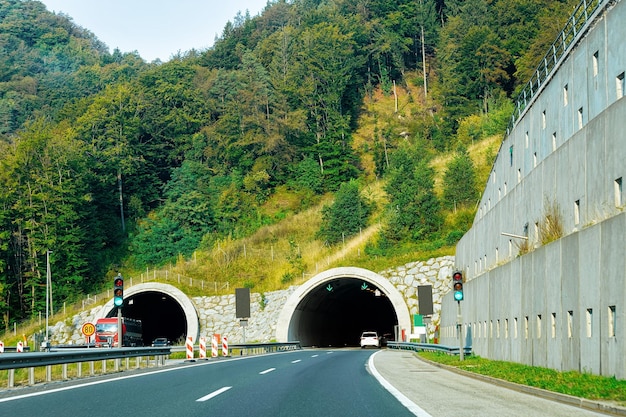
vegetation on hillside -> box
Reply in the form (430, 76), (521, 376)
(0, 0), (578, 330)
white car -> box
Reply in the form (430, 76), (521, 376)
(360, 331), (379, 348)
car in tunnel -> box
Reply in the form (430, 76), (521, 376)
(360, 331), (380, 348)
(151, 337), (171, 347)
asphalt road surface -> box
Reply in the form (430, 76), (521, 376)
(0, 349), (615, 417)
(0, 349), (417, 417)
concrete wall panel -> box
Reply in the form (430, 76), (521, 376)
(545, 241), (563, 370)
(586, 18), (608, 120)
(442, 212), (626, 378)
(578, 225), (602, 374)
(600, 214), (626, 377)
(586, 114), (607, 220)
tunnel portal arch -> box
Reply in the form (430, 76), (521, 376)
(99, 283), (199, 345)
(276, 267), (411, 346)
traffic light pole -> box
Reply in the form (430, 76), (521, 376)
(117, 306), (122, 349)
(457, 300), (464, 361)
(113, 274), (124, 348)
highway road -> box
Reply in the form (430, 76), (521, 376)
(0, 349), (616, 416)
(0, 349), (417, 417)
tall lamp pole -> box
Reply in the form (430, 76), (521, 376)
(45, 250), (53, 350)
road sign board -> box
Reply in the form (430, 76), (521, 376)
(81, 322), (95, 337)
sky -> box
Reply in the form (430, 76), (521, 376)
(39, 0), (270, 62)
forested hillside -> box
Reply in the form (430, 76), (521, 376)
(0, 0), (576, 328)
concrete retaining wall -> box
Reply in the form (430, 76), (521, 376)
(441, 211), (626, 378)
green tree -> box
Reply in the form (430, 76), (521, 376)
(443, 144), (479, 209)
(286, 21), (362, 190)
(512, 0), (578, 91)
(383, 145), (442, 242)
(130, 212), (200, 266)
(289, 155), (324, 194)
(138, 60), (211, 167)
(317, 180), (372, 245)
(0, 118), (96, 319)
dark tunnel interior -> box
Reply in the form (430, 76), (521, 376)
(107, 291), (187, 345)
(291, 278), (398, 347)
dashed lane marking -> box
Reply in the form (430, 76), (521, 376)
(196, 386), (232, 402)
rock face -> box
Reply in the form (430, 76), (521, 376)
(49, 256), (455, 345)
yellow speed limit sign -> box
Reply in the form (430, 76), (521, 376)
(81, 322), (95, 337)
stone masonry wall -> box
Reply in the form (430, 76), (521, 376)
(49, 256), (455, 345)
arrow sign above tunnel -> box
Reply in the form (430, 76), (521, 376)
(361, 282), (368, 290)
(326, 284), (333, 292)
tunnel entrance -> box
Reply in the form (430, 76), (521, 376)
(277, 267), (412, 347)
(99, 283), (200, 346)
(295, 278), (397, 347)
(106, 291), (187, 346)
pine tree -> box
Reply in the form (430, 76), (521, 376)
(443, 144), (479, 210)
(317, 180), (371, 245)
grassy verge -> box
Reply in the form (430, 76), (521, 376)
(418, 352), (626, 405)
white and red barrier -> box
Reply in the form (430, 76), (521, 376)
(16, 341), (23, 353)
(211, 334), (219, 358)
(0, 340), (4, 354)
(199, 337), (207, 359)
(185, 336), (194, 360)
(222, 336), (229, 357)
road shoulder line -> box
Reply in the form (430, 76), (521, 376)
(367, 350), (433, 417)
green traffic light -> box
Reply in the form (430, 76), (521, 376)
(454, 290), (463, 301)
(113, 274), (124, 307)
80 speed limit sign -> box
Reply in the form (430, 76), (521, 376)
(81, 322), (95, 337)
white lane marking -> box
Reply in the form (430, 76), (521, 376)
(327, 351), (333, 354)
(311, 354), (319, 357)
(368, 351), (433, 417)
(196, 386), (232, 402)
(291, 359), (302, 363)
(0, 349), (301, 404)
(259, 368), (276, 374)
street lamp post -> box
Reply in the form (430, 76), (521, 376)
(44, 250), (53, 350)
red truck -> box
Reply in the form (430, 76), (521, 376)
(94, 317), (143, 347)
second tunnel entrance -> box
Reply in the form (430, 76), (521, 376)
(277, 267), (412, 347)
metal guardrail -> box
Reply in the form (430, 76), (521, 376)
(387, 341), (472, 356)
(170, 341), (302, 356)
(0, 342), (301, 371)
(0, 346), (172, 388)
(0, 341), (301, 372)
(0, 346), (171, 371)
(228, 341), (302, 355)
(0, 342), (301, 388)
